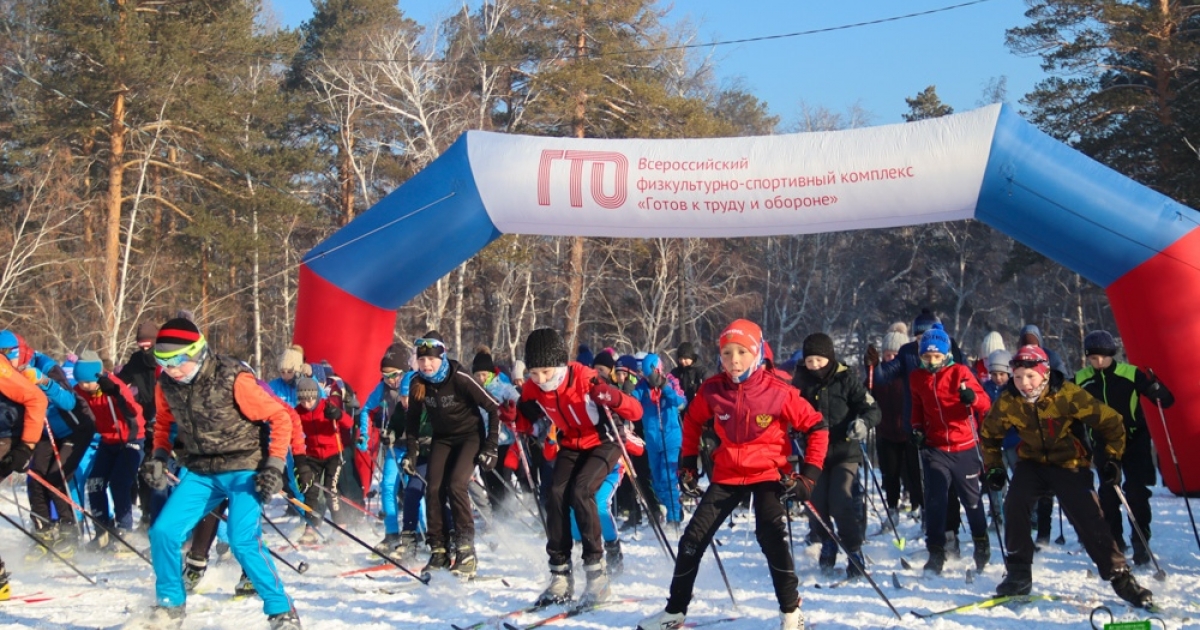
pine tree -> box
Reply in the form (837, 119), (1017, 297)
(903, 85), (954, 121)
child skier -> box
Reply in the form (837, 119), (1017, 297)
(638, 319), (829, 630)
(981, 345), (1153, 608)
(908, 323), (992, 575)
(295, 376), (350, 542)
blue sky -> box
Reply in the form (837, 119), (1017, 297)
(266, 0), (1046, 126)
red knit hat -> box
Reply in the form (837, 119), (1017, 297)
(1012, 344), (1050, 377)
(718, 319), (763, 357)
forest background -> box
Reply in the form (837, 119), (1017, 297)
(1, 0), (1196, 376)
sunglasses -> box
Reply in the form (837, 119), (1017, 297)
(382, 371), (403, 380)
(413, 338), (446, 350)
(1009, 359), (1046, 370)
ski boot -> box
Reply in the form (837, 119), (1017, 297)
(182, 554), (207, 593)
(818, 539), (837, 574)
(87, 519), (116, 552)
(27, 524), (57, 562)
(636, 609), (685, 630)
(995, 563), (1032, 596)
(0, 563), (9, 602)
(578, 560), (610, 607)
(422, 547), (451, 572)
(780, 607), (804, 630)
(846, 551), (865, 580)
(122, 605), (185, 629)
(450, 545), (477, 579)
(604, 540), (624, 578)
(297, 527), (319, 546)
(534, 564), (574, 606)
(923, 544), (946, 575)
(972, 534), (991, 571)
(392, 531), (419, 562)
(53, 525), (79, 558)
(267, 608), (302, 630)
(373, 532), (401, 554)
(1110, 568), (1153, 609)
(234, 571), (257, 598)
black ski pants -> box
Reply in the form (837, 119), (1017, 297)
(808, 461), (862, 553)
(666, 481), (798, 615)
(425, 432), (480, 550)
(1095, 430), (1154, 554)
(877, 438), (922, 511)
(1004, 460), (1127, 579)
(302, 454), (345, 525)
(545, 443), (621, 566)
(28, 437), (87, 530)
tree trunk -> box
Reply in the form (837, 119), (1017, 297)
(105, 89), (127, 344)
(564, 28), (588, 353)
(339, 130), (356, 225)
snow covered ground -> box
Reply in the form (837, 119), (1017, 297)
(2, 477), (1198, 630)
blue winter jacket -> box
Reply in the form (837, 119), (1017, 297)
(31, 352), (79, 439)
(632, 354), (686, 455)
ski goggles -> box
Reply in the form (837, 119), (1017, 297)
(154, 339), (207, 368)
(1009, 358), (1047, 370)
(0, 347), (16, 362)
(382, 370), (404, 380)
(413, 338), (446, 351)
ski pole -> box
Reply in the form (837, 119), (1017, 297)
(511, 431), (549, 535)
(859, 442), (912, 569)
(284, 494), (430, 584)
(709, 537), (738, 611)
(601, 411), (675, 562)
(261, 509), (310, 550)
(1054, 504), (1066, 545)
(1148, 385), (1200, 553)
(210, 508), (310, 575)
(310, 480), (381, 520)
(804, 501), (901, 619)
(1110, 483), (1166, 582)
(965, 404), (1007, 561)
(25, 469), (151, 565)
(42, 428), (86, 539)
(0, 509), (96, 584)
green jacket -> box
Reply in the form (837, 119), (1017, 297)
(981, 372), (1125, 471)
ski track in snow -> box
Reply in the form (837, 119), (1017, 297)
(3, 482), (1199, 629)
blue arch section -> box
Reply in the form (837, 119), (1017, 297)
(302, 135), (501, 310)
(977, 106), (1194, 287)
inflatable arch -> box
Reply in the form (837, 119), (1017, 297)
(295, 103), (1200, 494)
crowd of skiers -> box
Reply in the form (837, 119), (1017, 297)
(0, 306), (1176, 630)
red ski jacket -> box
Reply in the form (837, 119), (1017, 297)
(76, 373), (144, 444)
(682, 369), (829, 485)
(296, 398), (352, 460)
(909, 362), (990, 453)
(519, 362), (643, 451)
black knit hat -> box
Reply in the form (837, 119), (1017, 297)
(380, 343), (409, 371)
(525, 328), (568, 369)
(472, 350), (496, 373)
(1084, 330), (1118, 356)
(676, 342), (698, 362)
(802, 333), (837, 362)
(415, 331), (446, 358)
(593, 350), (616, 371)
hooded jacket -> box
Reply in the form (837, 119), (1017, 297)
(296, 398), (352, 460)
(0, 355), (46, 444)
(405, 359), (499, 445)
(633, 354), (687, 455)
(518, 362), (643, 451)
(76, 372), (144, 444)
(909, 362), (990, 453)
(981, 371), (1125, 471)
(681, 367), (829, 485)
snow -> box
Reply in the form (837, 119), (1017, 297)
(3, 479), (1199, 630)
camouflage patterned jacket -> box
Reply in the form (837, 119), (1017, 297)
(980, 371), (1125, 471)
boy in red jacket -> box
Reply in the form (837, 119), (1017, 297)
(294, 376), (351, 543)
(909, 323), (991, 575)
(638, 319), (829, 630)
(518, 328), (643, 609)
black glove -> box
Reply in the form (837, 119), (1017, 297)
(780, 464), (821, 503)
(476, 442), (499, 473)
(865, 344), (880, 367)
(1144, 371), (1170, 405)
(985, 468), (1008, 492)
(401, 449), (418, 476)
(254, 461), (285, 502)
(97, 374), (121, 397)
(517, 400), (546, 424)
(323, 401), (342, 421)
(1101, 459), (1122, 487)
(140, 456), (170, 491)
(845, 418), (868, 442)
(911, 430), (926, 449)
(6, 442), (33, 475)
(678, 455), (702, 498)
(959, 384), (976, 406)
(293, 454), (314, 491)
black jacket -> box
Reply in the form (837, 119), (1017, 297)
(405, 360), (499, 446)
(793, 363), (881, 466)
(118, 349), (158, 425)
(670, 364), (707, 404)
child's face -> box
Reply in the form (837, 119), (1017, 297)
(989, 371), (1010, 387)
(803, 355), (830, 371)
(527, 367), (558, 385)
(474, 370), (491, 385)
(882, 350), (898, 362)
(595, 365), (612, 381)
(920, 351), (946, 369)
(720, 343), (755, 376)
(417, 355), (442, 376)
(678, 357), (693, 367)
(1087, 354), (1114, 370)
(1013, 367), (1045, 395)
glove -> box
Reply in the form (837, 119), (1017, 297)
(865, 344), (880, 367)
(293, 454), (314, 491)
(124, 441), (141, 452)
(589, 380), (625, 409)
(476, 442), (499, 473)
(323, 401), (342, 421)
(1144, 371), (1169, 404)
(1101, 460), (1122, 487)
(678, 455), (701, 498)
(517, 400), (546, 424)
(380, 431), (394, 448)
(401, 450), (418, 477)
(355, 430), (369, 452)
(254, 460), (285, 502)
(845, 418), (868, 442)
(985, 468), (1007, 492)
(959, 383), (976, 406)
(140, 456), (170, 491)
(780, 464), (821, 503)
(7, 442), (33, 473)
(97, 374), (121, 397)
(911, 430), (926, 449)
